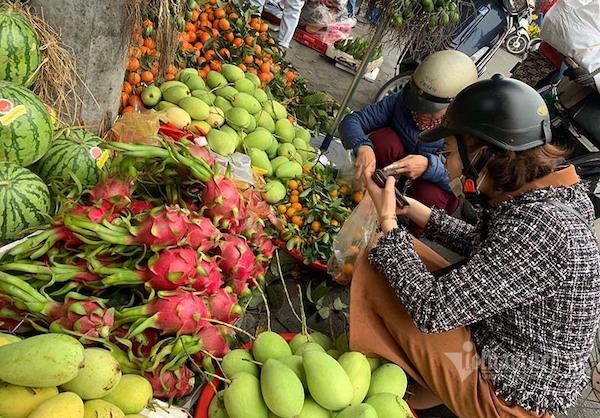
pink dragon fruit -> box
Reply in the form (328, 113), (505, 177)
(118, 291), (210, 336)
(112, 326), (161, 358)
(188, 143), (215, 165)
(201, 177), (246, 232)
(72, 200), (120, 223)
(206, 287), (243, 323)
(133, 205), (190, 247)
(89, 177), (132, 207)
(0, 296), (32, 333)
(192, 324), (232, 361)
(193, 255), (223, 294)
(144, 363), (195, 400)
(215, 234), (256, 283)
(184, 216), (220, 252)
(49, 297), (115, 339)
(129, 200), (154, 214)
(146, 248), (199, 291)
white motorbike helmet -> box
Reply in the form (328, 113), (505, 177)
(403, 50), (479, 114)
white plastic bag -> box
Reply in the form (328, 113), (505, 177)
(327, 195), (378, 284)
(541, 0), (600, 92)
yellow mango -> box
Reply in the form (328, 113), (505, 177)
(338, 352), (371, 405)
(0, 383), (58, 418)
(223, 372), (268, 418)
(100, 374), (152, 414)
(28, 392), (84, 418)
(261, 359), (304, 417)
(83, 399), (125, 418)
(303, 350), (353, 411)
(0, 332), (20, 347)
(60, 348), (122, 400)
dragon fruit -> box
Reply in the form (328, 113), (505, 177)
(193, 324), (231, 361)
(184, 216), (220, 252)
(118, 291), (210, 336)
(193, 255), (223, 294)
(112, 326), (161, 358)
(133, 205), (190, 247)
(144, 363), (195, 400)
(202, 177), (246, 232)
(49, 295), (115, 339)
(89, 177), (132, 207)
(72, 200), (120, 223)
(129, 200), (154, 214)
(206, 287), (243, 323)
(146, 248), (199, 291)
(0, 296), (31, 333)
(215, 234), (256, 283)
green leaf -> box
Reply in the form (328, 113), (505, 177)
(286, 239), (295, 251)
(266, 284), (285, 310)
(333, 297), (347, 311)
(318, 307), (330, 319)
(311, 281), (329, 304)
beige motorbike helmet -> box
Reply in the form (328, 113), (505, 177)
(403, 50), (478, 114)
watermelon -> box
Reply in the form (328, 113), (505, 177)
(35, 129), (106, 187)
(0, 162), (51, 242)
(0, 81), (53, 167)
(0, 5), (41, 87)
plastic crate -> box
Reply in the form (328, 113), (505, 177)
(292, 28), (329, 54)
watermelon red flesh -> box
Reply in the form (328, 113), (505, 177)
(0, 6), (41, 87)
(34, 129), (104, 187)
(0, 162), (51, 242)
(0, 81), (52, 167)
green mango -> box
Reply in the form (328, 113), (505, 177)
(296, 397), (329, 418)
(221, 63), (245, 82)
(207, 71), (228, 88)
(336, 404), (378, 418)
(223, 373), (268, 418)
(309, 332), (332, 351)
(367, 363), (408, 398)
(183, 74), (206, 91)
(260, 359), (304, 417)
(262, 100), (287, 120)
(191, 89), (216, 106)
(366, 357), (382, 372)
(365, 393), (412, 418)
(327, 349), (341, 359)
(206, 106), (225, 128)
(178, 96), (210, 120)
(288, 334), (313, 354)
(303, 350), (353, 411)
(214, 86), (239, 101)
(175, 68), (198, 82)
(231, 92), (262, 114)
(245, 72), (261, 87)
(262, 180), (286, 204)
(295, 127), (311, 142)
(275, 119), (295, 143)
(234, 78), (256, 94)
(248, 148), (272, 176)
(82, 399), (125, 418)
(155, 101), (177, 111)
(279, 355), (307, 389)
(243, 128), (273, 151)
(158, 80), (187, 93)
(214, 96), (233, 113)
(221, 349), (259, 379)
(252, 331), (291, 363)
(277, 143), (296, 159)
(338, 352), (371, 405)
(265, 137), (279, 159)
(99, 374), (152, 415)
(207, 129), (237, 156)
(190, 120), (211, 135)
(225, 107), (251, 130)
(253, 88), (268, 104)
(275, 161), (302, 180)
(255, 110), (276, 133)
(270, 156), (289, 174)
(207, 390), (229, 418)
(294, 342), (326, 356)
(162, 85), (191, 104)
(60, 348), (122, 400)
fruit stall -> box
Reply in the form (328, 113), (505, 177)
(0, 0), (454, 416)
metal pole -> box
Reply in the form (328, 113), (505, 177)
(319, 23), (387, 152)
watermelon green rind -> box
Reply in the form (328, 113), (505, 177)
(0, 162), (51, 242)
(34, 129), (104, 187)
(0, 81), (53, 167)
(0, 6), (41, 87)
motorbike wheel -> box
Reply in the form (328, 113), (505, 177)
(505, 34), (528, 55)
(374, 71), (413, 103)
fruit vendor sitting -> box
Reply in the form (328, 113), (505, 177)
(339, 50), (478, 226)
(352, 75), (600, 418)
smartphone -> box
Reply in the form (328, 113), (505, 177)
(371, 169), (410, 207)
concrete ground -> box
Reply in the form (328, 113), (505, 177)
(261, 15), (600, 418)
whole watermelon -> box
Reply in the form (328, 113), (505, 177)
(0, 5), (41, 87)
(35, 129), (105, 187)
(0, 162), (51, 242)
(0, 81), (53, 167)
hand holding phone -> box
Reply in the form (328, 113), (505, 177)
(371, 169), (410, 208)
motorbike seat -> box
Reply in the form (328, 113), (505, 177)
(568, 92), (600, 145)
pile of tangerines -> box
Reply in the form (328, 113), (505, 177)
(121, 0), (302, 114)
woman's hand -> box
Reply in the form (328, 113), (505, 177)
(363, 166), (399, 233)
(384, 154), (429, 179)
(354, 146), (376, 191)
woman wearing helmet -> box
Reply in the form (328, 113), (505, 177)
(339, 50), (478, 233)
(350, 75), (600, 417)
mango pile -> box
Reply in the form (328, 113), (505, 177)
(142, 66), (317, 189)
(0, 333), (153, 418)
(209, 331), (415, 418)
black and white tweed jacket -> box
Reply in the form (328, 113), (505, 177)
(368, 183), (600, 415)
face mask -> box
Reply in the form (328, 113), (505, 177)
(411, 111), (444, 131)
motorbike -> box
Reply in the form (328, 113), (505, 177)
(504, 2), (541, 55)
(375, 0), (525, 101)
